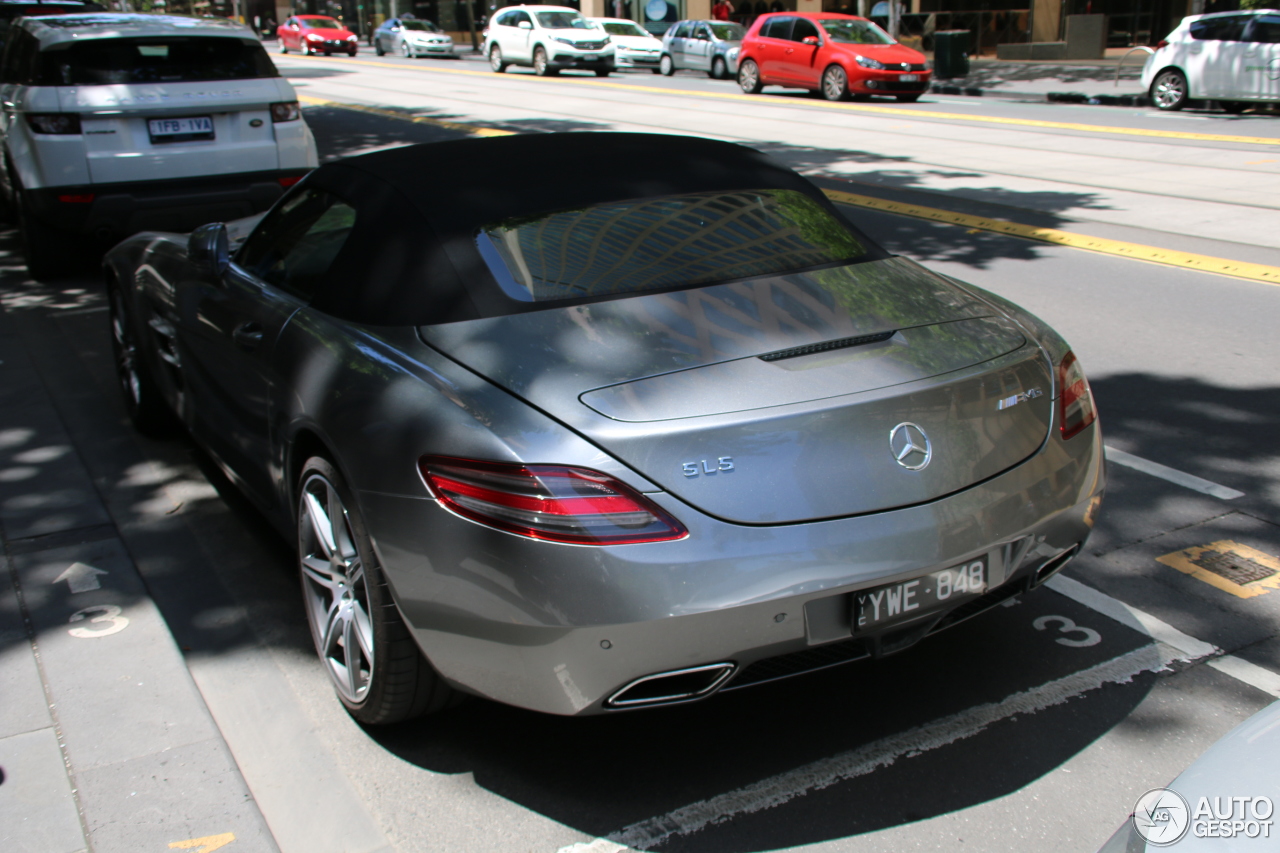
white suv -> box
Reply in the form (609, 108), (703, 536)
(1143, 10), (1280, 112)
(0, 13), (318, 278)
(485, 5), (614, 77)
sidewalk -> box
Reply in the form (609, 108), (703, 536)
(929, 56), (1149, 102)
(0, 280), (279, 852)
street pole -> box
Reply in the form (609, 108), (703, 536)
(464, 0), (479, 52)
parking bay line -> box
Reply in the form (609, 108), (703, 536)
(1103, 447), (1245, 500)
(824, 189), (1280, 287)
(556, 577), (1278, 853)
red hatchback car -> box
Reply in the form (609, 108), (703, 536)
(737, 12), (930, 102)
(278, 14), (359, 56)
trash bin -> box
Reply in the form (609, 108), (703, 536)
(932, 29), (970, 80)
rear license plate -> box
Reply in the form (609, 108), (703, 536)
(148, 116), (214, 141)
(899, 73), (919, 82)
(854, 558), (986, 632)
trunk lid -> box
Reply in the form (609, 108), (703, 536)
(421, 257), (1053, 523)
(60, 80), (282, 184)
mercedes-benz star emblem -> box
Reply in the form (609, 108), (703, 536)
(889, 422), (932, 471)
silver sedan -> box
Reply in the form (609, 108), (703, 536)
(661, 19), (744, 78)
(373, 17), (454, 58)
(104, 133), (1103, 724)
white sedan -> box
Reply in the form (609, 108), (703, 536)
(589, 17), (662, 72)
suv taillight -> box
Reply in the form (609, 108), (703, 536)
(27, 113), (81, 135)
(419, 456), (687, 545)
(1155, 39), (1168, 48)
(1057, 351), (1097, 440)
(270, 101), (301, 122)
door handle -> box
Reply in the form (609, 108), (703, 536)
(785, 47), (795, 54)
(232, 321), (264, 349)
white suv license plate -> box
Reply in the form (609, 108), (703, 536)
(899, 73), (919, 82)
(854, 557), (987, 632)
(148, 116), (214, 139)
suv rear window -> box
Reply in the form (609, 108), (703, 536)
(476, 189), (867, 303)
(37, 36), (277, 85)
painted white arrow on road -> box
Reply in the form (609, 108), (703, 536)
(54, 562), (107, 594)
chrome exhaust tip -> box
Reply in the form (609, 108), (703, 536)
(1032, 544), (1080, 587)
(606, 662), (736, 709)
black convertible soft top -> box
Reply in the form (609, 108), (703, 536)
(295, 133), (886, 326)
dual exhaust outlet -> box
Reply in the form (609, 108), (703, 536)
(606, 662), (736, 709)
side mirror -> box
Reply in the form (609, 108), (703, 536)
(518, 20), (532, 29)
(802, 35), (820, 45)
(188, 223), (230, 279)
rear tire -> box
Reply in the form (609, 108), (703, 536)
(1150, 68), (1188, 111)
(375, 38), (385, 55)
(17, 194), (74, 281)
(108, 285), (178, 438)
(280, 42), (288, 53)
(659, 54), (674, 76)
(895, 93), (921, 103)
(738, 58), (762, 94)
(297, 456), (458, 725)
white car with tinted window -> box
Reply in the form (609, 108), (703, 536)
(588, 17), (661, 72)
(485, 5), (614, 76)
(0, 13), (317, 278)
(1143, 9), (1280, 111)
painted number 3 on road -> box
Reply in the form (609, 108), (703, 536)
(1034, 614), (1102, 647)
(68, 604), (130, 638)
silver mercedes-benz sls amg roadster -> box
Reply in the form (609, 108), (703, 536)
(105, 133), (1103, 723)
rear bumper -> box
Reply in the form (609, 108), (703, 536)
(367, 421), (1104, 716)
(28, 169), (309, 243)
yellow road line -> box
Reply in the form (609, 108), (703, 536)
(283, 53), (1280, 147)
(296, 93), (513, 136)
(824, 189), (1280, 286)
(299, 95), (1280, 287)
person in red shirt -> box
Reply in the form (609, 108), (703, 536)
(712, 0), (734, 21)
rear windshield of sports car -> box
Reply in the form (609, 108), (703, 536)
(476, 189), (868, 304)
(37, 36), (278, 85)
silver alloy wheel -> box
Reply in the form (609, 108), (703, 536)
(534, 46), (549, 75)
(1151, 69), (1187, 111)
(822, 65), (848, 101)
(400, 40), (411, 57)
(299, 473), (375, 705)
(660, 53), (674, 76)
(110, 291), (142, 407)
(489, 44), (504, 71)
(738, 59), (760, 94)
(712, 56), (726, 79)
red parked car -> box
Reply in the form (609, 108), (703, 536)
(736, 12), (930, 102)
(278, 14), (359, 56)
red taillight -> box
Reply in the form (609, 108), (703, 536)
(57, 193), (94, 203)
(277, 175), (305, 188)
(1057, 351), (1097, 440)
(1155, 39), (1168, 49)
(419, 456), (687, 545)
(270, 101), (301, 122)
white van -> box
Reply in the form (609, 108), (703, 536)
(0, 13), (318, 278)
(1143, 10), (1280, 112)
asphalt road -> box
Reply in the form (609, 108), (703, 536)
(2, 54), (1278, 853)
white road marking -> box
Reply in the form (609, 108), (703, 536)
(54, 561), (107, 593)
(1045, 574), (1219, 661)
(557, 643), (1180, 853)
(1206, 655), (1280, 699)
(67, 604), (129, 638)
(1104, 447), (1245, 500)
